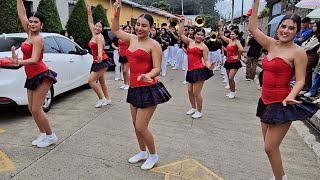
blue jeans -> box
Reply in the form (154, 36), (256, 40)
(309, 73), (320, 96)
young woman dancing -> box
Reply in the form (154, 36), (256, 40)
(178, 17), (216, 119)
(86, 0), (114, 108)
(9, 0), (58, 148)
(218, 20), (244, 99)
(111, 0), (171, 170)
(249, 1), (318, 179)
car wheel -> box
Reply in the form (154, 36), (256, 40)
(43, 86), (54, 112)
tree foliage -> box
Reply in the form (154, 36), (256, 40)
(37, 0), (62, 33)
(0, 0), (23, 33)
(66, 0), (91, 49)
(131, 0), (220, 28)
(151, 0), (170, 12)
(92, 4), (109, 27)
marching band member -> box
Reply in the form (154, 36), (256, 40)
(205, 28), (222, 74)
(159, 27), (171, 76)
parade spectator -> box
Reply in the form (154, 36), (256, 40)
(294, 17), (313, 46)
(245, 33), (262, 81)
(303, 21), (320, 96)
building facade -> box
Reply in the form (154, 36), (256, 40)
(23, 0), (178, 29)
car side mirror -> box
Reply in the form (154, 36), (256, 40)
(81, 49), (88, 55)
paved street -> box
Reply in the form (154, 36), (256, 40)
(0, 68), (320, 180)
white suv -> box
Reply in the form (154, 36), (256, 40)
(0, 33), (93, 112)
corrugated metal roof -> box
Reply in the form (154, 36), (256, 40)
(122, 0), (178, 18)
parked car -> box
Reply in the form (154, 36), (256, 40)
(0, 33), (93, 112)
(102, 27), (115, 71)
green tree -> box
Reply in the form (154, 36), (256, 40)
(37, 0), (62, 33)
(92, 4), (109, 27)
(0, 0), (23, 33)
(66, 0), (91, 48)
(151, 0), (170, 12)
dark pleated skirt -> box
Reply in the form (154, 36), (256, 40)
(256, 97), (319, 124)
(90, 58), (115, 72)
(127, 82), (171, 108)
(224, 61), (242, 69)
(24, 69), (57, 90)
(186, 68), (214, 83)
(119, 56), (128, 64)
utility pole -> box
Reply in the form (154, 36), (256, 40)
(181, 0), (184, 15)
(231, 0), (234, 25)
(241, 0), (244, 28)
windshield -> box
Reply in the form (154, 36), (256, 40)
(102, 29), (114, 41)
(0, 36), (26, 52)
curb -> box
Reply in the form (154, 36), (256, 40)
(309, 112), (320, 131)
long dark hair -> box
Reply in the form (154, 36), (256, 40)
(277, 14), (302, 34)
(314, 21), (320, 42)
(138, 14), (154, 27)
(28, 11), (44, 23)
(94, 20), (105, 29)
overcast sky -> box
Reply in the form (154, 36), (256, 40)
(215, 0), (267, 19)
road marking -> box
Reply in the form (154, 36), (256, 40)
(151, 159), (224, 180)
(0, 129), (16, 173)
(0, 151), (15, 173)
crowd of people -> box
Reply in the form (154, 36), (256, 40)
(4, 0), (319, 178)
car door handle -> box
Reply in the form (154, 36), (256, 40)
(44, 60), (51, 62)
(68, 59), (74, 62)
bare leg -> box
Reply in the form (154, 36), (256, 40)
(228, 69), (238, 92)
(264, 122), (291, 180)
(123, 63), (130, 85)
(27, 90), (44, 133)
(187, 83), (196, 109)
(192, 81), (205, 112)
(98, 68), (110, 99)
(88, 68), (107, 99)
(130, 105), (146, 151)
(30, 80), (53, 135)
(134, 105), (157, 154)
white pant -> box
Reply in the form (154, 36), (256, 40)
(208, 50), (222, 64)
(174, 48), (185, 69)
(183, 51), (188, 78)
(161, 49), (169, 76)
(168, 44), (179, 65)
(113, 50), (121, 80)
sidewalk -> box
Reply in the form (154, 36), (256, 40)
(0, 68), (319, 180)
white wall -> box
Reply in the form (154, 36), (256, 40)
(25, 0), (75, 29)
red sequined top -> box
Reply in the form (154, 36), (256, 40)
(187, 47), (205, 71)
(261, 57), (294, 104)
(21, 42), (47, 79)
(118, 39), (129, 57)
(88, 41), (108, 62)
(226, 45), (240, 63)
(126, 49), (158, 88)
